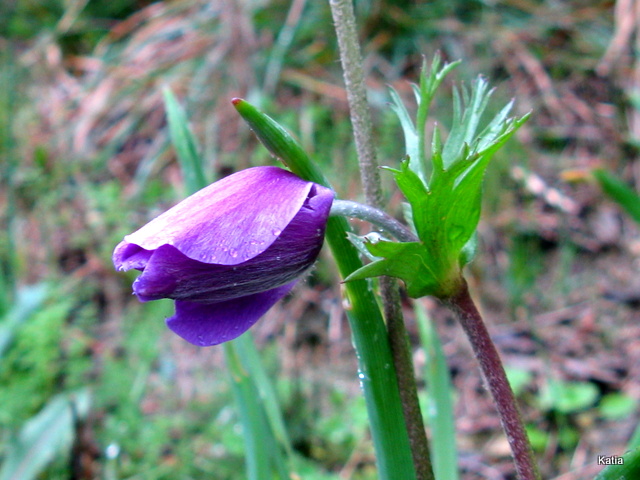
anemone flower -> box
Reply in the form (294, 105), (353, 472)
(113, 166), (334, 346)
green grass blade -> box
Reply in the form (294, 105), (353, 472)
(593, 168), (640, 224)
(162, 87), (208, 193)
(223, 343), (274, 480)
(415, 302), (459, 480)
(235, 333), (294, 459)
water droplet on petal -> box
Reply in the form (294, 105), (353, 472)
(272, 228), (281, 236)
(229, 248), (238, 258)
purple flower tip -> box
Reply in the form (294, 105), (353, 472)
(113, 166), (333, 346)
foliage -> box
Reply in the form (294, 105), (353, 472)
(346, 58), (529, 298)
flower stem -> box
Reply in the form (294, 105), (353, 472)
(328, 1), (434, 479)
(330, 199), (418, 243)
(444, 281), (541, 480)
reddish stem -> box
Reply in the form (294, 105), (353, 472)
(445, 280), (540, 480)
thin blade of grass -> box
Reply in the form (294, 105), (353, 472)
(235, 333), (294, 459)
(163, 87), (208, 193)
(415, 301), (459, 480)
(224, 343), (272, 479)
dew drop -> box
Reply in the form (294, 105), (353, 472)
(229, 248), (238, 258)
(272, 228), (281, 236)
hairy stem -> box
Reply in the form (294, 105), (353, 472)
(328, 1), (434, 478)
(445, 281), (540, 480)
(328, 0), (381, 207)
(381, 276), (433, 480)
(330, 199), (418, 243)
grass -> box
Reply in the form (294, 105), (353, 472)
(0, 0), (635, 479)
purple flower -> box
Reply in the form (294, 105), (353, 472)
(113, 166), (334, 346)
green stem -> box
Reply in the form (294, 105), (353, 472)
(328, 1), (433, 478)
(444, 281), (541, 480)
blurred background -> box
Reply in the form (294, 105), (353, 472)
(1, 0), (638, 479)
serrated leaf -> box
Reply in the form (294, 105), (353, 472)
(345, 241), (441, 297)
(388, 161), (431, 242)
(388, 87), (420, 178)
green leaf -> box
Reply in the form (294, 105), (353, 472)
(232, 98), (331, 188)
(599, 393), (637, 420)
(593, 168), (640, 224)
(363, 71), (530, 300)
(415, 55), (460, 179)
(346, 240), (439, 298)
(223, 342), (288, 480)
(387, 161), (430, 242)
(235, 334), (294, 460)
(539, 380), (599, 414)
(388, 86), (419, 177)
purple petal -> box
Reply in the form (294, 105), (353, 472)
(131, 183), (332, 303)
(116, 167), (315, 266)
(166, 282), (296, 346)
(113, 244), (153, 271)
